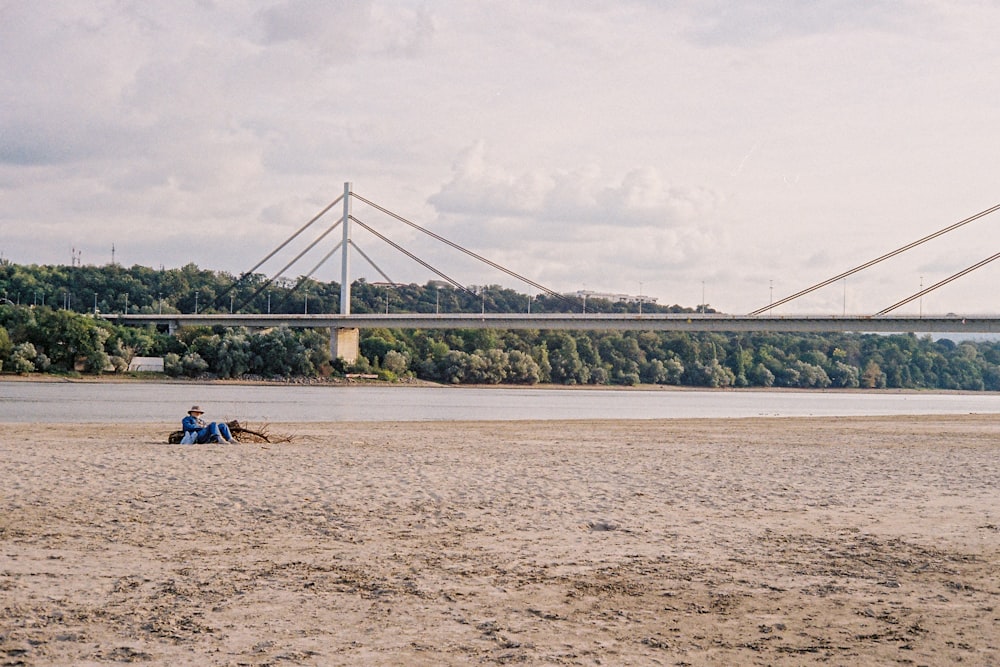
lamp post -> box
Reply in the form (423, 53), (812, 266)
(194, 291), (199, 314)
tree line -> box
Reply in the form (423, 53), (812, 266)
(1, 260), (999, 390)
(0, 260), (701, 316)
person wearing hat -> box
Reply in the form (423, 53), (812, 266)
(181, 405), (236, 444)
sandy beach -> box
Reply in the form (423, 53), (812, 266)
(2, 415), (998, 665)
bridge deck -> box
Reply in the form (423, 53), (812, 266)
(105, 313), (1000, 334)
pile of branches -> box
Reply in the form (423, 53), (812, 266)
(167, 420), (293, 444)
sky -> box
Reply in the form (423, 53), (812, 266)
(2, 0), (999, 315)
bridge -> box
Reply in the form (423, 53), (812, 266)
(107, 312), (1000, 335)
(103, 184), (1000, 361)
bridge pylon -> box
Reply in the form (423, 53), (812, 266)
(332, 181), (360, 363)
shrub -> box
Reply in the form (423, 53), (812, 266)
(10, 342), (37, 374)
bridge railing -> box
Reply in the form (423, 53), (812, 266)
(103, 312), (1000, 334)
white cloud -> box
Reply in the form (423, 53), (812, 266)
(680, 0), (925, 46)
(430, 143), (721, 231)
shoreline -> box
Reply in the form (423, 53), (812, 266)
(2, 372), (999, 396)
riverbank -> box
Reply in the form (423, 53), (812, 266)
(4, 371), (1000, 395)
(2, 416), (998, 665)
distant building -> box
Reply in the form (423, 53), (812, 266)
(567, 290), (658, 305)
(128, 357), (165, 372)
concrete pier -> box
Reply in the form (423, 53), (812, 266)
(331, 327), (360, 363)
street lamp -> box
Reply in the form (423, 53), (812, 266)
(194, 291), (199, 314)
(919, 276), (923, 318)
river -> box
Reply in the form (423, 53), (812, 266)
(1, 380), (998, 423)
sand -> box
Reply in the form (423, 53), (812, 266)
(1, 415), (998, 666)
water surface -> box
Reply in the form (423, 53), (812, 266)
(1, 381), (997, 423)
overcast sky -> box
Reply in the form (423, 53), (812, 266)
(2, 0), (999, 315)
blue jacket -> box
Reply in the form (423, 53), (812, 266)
(182, 415), (205, 433)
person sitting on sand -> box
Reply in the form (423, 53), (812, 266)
(181, 405), (236, 444)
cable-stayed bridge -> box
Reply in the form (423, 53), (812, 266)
(105, 184), (1000, 361)
(110, 312), (1000, 335)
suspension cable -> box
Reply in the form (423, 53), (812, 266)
(274, 239), (399, 310)
(275, 241), (344, 311)
(748, 202), (1000, 316)
(350, 192), (579, 308)
(348, 240), (396, 286)
(350, 216), (475, 296)
(874, 251), (1000, 316)
(213, 193), (344, 309)
(235, 219), (343, 312)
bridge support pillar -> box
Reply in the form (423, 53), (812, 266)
(331, 327), (360, 364)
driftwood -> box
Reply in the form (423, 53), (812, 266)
(167, 420), (292, 444)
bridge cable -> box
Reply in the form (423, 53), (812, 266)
(748, 202), (1000, 316)
(213, 194), (344, 310)
(348, 240), (397, 286)
(274, 241), (344, 311)
(350, 192), (580, 309)
(235, 219), (343, 312)
(873, 251), (1000, 316)
(350, 215), (475, 296)
(275, 238), (401, 312)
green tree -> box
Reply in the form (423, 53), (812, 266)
(861, 360), (886, 388)
(506, 349), (541, 384)
(546, 333), (588, 385)
(382, 349), (409, 375)
(10, 342), (37, 374)
(0, 326), (12, 368)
